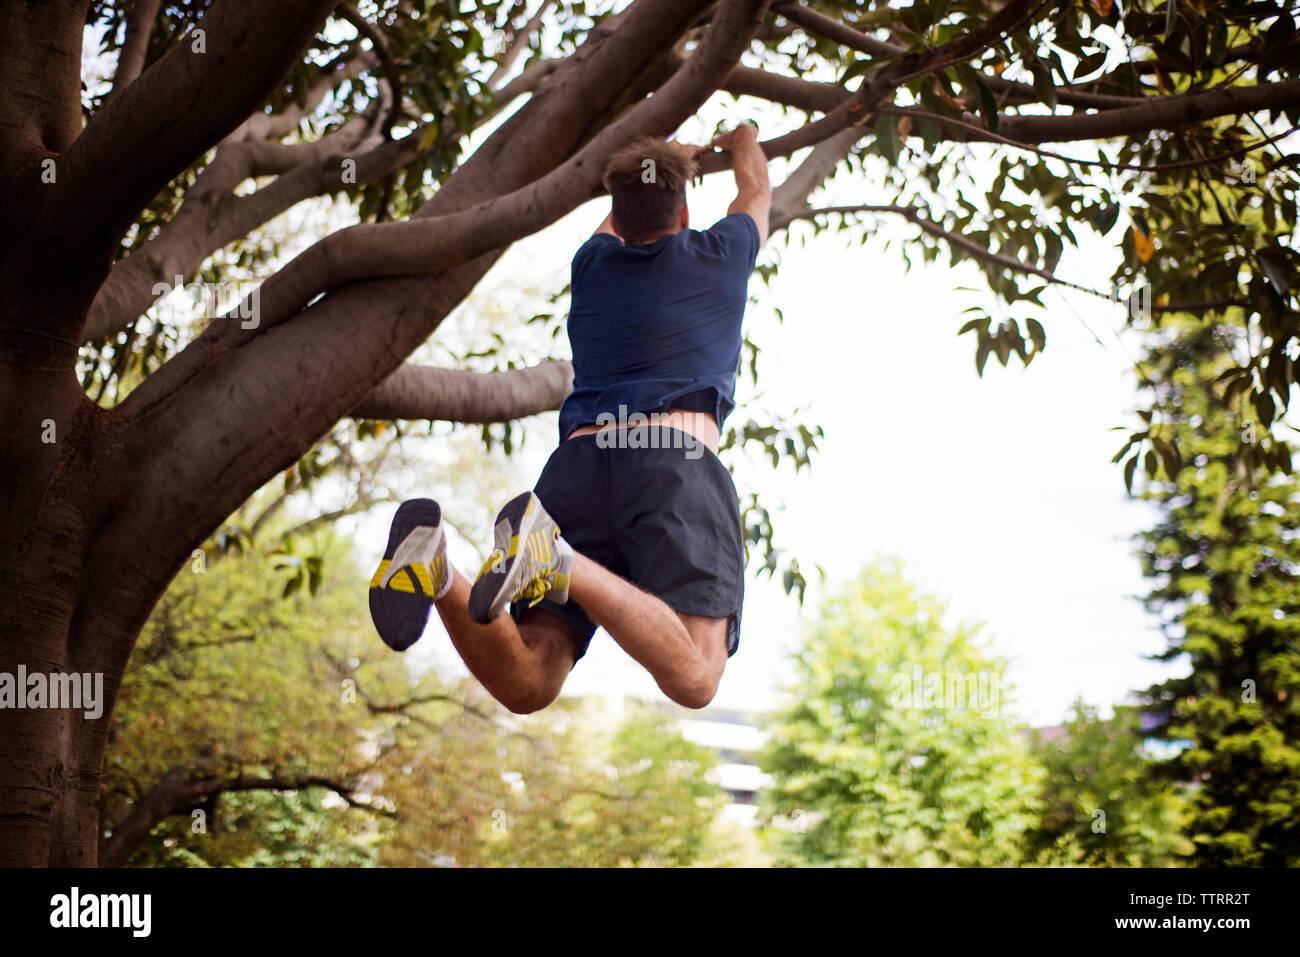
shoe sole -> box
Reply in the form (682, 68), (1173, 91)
(369, 499), (444, 651)
(468, 491), (549, 625)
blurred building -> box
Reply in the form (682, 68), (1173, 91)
(669, 703), (772, 827)
(574, 691), (772, 827)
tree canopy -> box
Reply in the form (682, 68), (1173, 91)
(759, 561), (1046, 866)
(1132, 309), (1300, 866)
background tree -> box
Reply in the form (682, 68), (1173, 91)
(1131, 311), (1300, 866)
(105, 536), (739, 867)
(461, 699), (729, 867)
(1022, 699), (1193, 866)
(4, 0), (1298, 865)
(758, 560), (1045, 867)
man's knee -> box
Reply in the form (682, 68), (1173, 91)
(501, 683), (561, 715)
(665, 674), (721, 710)
(665, 612), (728, 709)
(662, 650), (724, 708)
(497, 613), (577, 714)
(493, 660), (566, 714)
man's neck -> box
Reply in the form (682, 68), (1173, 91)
(625, 225), (684, 245)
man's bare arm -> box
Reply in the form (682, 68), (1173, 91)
(714, 124), (770, 244)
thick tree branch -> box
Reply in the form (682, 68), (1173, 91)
(702, 0), (1044, 174)
(202, 0), (771, 335)
(81, 108), (384, 344)
(53, 0), (340, 276)
(493, 57), (563, 100)
(99, 763), (392, 867)
(116, 0), (712, 416)
(996, 78), (1300, 144)
(875, 0), (1049, 86)
(774, 2), (1137, 110)
(769, 127), (865, 227)
(716, 75), (1300, 184)
(83, 51), (553, 346)
(489, 0), (558, 89)
(107, 0), (164, 102)
(0, 2), (84, 160)
(773, 2), (902, 58)
(351, 359), (574, 422)
(722, 64), (847, 113)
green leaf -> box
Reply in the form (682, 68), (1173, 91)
(1029, 59), (1057, 110)
(1073, 49), (1108, 79)
(1043, 230), (1064, 272)
(975, 77), (1000, 134)
(1150, 436), (1181, 479)
(918, 116), (943, 149)
(993, 330), (1012, 367)
(1091, 203), (1120, 234)
(842, 57), (874, 85)
(1209, 26), (1228, 65)
(1026, 317), (1047, 352)
(1257, 391), (1276, 428)
(874, 113), (901, 166)
(1257, 247), (1290, 296)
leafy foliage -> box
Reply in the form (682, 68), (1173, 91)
(758, 560), (1045, 866)
(1132, 312), (1300, 866)
(108, 538), (738, 867)
(781, 0), (1300, 489)
(455, 701), (728, 867)
(1023, 700), (1193, 866)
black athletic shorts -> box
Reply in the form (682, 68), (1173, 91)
(509, 425), (745, 664)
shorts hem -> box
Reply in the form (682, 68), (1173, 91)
(509, 598), (596, 663)
(657, 596), (742, 657)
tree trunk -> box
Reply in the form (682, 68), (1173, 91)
(0, 0), (736, 866)
(0, 369), (208, 865)
(0, 366), (108, 865)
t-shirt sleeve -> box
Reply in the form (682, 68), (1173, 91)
(698, 213), (761, 275)
(571, 233), (621, 285)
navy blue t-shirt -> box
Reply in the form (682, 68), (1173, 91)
(558, 212), (761, 442)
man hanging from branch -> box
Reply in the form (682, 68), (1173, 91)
(367, 122), (771, 712)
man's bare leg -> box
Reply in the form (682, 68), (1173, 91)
(432, 570), (576, 715)
(434, 552), (727, 712)
(568, 553), (727, 709)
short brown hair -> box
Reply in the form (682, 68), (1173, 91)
(602, 137), (699, 243)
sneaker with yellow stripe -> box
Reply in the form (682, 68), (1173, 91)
(468, 491), (573, 625)
(369, 499), (453, 651)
